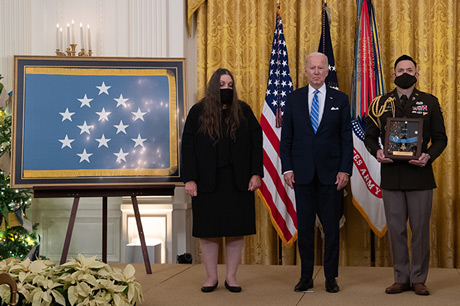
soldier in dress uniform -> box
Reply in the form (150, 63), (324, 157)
(365, 55), (447, 296)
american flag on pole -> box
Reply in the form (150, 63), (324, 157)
(350, 0), (386, 237)
(257, 6), (297, 246)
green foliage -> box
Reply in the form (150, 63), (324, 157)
(0, 170), (33, 215)
(0, 101), (36, 260)
(0, 109), (11, 154)
(0, 226), (38, 260)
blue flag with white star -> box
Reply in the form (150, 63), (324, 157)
(21, 67), (177, 178)
(318, 2), (338, 90)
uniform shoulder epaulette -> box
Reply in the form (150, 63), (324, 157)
(370, 95), (383, 106)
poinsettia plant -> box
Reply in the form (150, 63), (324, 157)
(0, 254), (143, 305)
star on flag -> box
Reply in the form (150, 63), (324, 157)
(96, 82), (111, 95)
(114, 94), (129, 107)
(77, 149), (93, 163)
(78, 94), (93, 108)
(77, 121), (93, 135)
(114, 120), (129, 134)
(59, 135), (75, 148)
(132, 134), (147, 148)
(59, 108), (75, 121)
(114, 148), (129, 162)
(96, 108), (111, 121)
(132, 108), (147, 121)
(95, 134), (111, 148)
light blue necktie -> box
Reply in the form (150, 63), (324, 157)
(311, 89), (320, 133)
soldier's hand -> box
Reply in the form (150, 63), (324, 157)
(409, 153), (430, 167)
(376, 149), (393, 164)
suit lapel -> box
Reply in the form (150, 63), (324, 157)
(302, 85), (312, 129)
(317, 87), (333, 132)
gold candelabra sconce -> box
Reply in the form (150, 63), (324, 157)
(55, 44), (93, 57)
(55, 21), (93, 57)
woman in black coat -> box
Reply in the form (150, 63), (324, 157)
(181, 68), (263, 293)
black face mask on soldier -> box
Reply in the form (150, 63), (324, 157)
(220, 88), (233, 105)
(394, 73), (417, 89)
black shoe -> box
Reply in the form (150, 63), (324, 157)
(201, 281), (218, 293)
(325, 278), (339, 293)
(224, 280), (242, 293)
(294, 278), (314, 292)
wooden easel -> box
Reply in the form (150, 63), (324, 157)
(33, 185), (175, 274)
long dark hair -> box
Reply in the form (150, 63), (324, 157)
(199, 68), (242, 141)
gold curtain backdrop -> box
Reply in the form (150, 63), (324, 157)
(186, 0), (460, 268)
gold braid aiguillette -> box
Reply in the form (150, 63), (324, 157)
(369, 96), (395, 129)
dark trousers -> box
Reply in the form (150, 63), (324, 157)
(294, 174), (342, 279)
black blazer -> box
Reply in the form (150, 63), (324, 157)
(280, 85), (353, 185)
(181, 101), (263, 192)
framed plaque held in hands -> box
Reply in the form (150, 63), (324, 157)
(384, 117), (423, 160)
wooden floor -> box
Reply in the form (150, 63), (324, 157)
(109, 263), (460, 306)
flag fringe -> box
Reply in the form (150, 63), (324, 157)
(351, 196), (387, 238)
(257, 189), (297, 247)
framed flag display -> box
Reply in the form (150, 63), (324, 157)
(384, 117), (423, 160)
(11, 56), (187, 187)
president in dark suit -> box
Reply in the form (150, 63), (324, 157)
(280, 52), (353, 293)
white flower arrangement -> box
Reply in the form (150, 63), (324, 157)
(0, 254), (143, 306)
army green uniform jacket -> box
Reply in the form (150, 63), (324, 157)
(364, 88), (447, 190)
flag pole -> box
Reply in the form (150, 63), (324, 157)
(276, 0), (283, 264)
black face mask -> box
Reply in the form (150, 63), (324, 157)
(220, 88), (233, 105)
(394, 73), (417, 89)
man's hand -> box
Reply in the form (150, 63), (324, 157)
(409, 153), (430, 167)
(376, 149), (393, 164)
(185, 181), (198, 197)
(248, 175), (261, 191)
(284, 172), (295, 189)
(335, 172), (349, 190)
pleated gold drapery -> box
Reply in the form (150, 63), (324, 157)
(187, 0), (460, 268)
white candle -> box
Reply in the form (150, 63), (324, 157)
(56, 24), (59, 49)
(60, 28), (64, 51)
(87, 25), (91, 50)
(71, 20), (75, 44)
(66, 24), (70, 48)
(80, 22), (85, 49)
